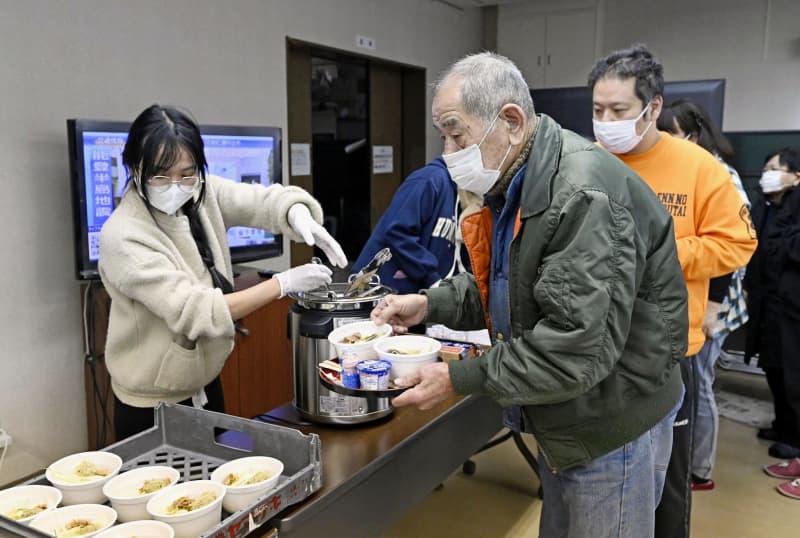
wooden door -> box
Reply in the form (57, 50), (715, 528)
(286, 41), (314, 267)
(402, 68), (426, 180)
(368, 64), (404, 228)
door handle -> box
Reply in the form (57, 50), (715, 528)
(537, 55), (542, 67)
(546, 54), (551, 66)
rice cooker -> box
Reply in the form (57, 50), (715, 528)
(289, 281), (395, 424)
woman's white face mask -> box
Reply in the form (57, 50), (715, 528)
(442, 110), (512, 197)
(146, 183), (195, 214)
(592, 100), (653, 154)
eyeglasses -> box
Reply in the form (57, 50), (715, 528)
(146, 175), (203, 193)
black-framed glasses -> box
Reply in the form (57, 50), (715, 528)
(146, 175), (203, 193)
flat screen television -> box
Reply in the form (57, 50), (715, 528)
(67, 119), (283, 280)
(530, 79), (726, 139)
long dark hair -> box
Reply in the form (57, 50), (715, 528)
(122, 104), (208, 205)
(657, 99), (735, 165)
(122, 104), (233, 293)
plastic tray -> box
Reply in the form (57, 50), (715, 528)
(0, 403), (321, 538)
(318, 358), (408, 401)
(319, 368), (407, 399)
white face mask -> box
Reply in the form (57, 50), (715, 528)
(760, 170), (788, 194)
(592, 100), (653, 154)
(442, 111), (513, 197)
(146, 183), (195, 215)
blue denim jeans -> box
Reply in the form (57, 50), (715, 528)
(692, 334), (727, 480)
(538, 393), (682, 538)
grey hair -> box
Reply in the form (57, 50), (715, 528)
(433, 52), (535, 126)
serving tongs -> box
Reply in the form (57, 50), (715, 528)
(344, 247), (392, 297)
(310, 256), (338, 300)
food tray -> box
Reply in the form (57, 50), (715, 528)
(0, 403), (321, 538)
(318, 358), (408, 401)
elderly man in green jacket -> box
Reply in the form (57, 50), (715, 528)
(371, 52), (688, 538)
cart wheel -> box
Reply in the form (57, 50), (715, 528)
(434, 483), (445, 491)
(462, 460), (477, 475)
(537, 485), (544, 499)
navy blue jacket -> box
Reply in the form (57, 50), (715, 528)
(353, 157), (460, 294)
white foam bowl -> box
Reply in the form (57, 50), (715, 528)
(102, 465), (181, 523)
(46, 451), (123, 505)
(210, 456), (284, 513)
(327, 320), (392, 361)
(374, 335), (442, 379)
(30, 503), (117, 537)
(0, 485), (62, 525)
(146, 480), (225, 538)
(96, 519), (175, 538)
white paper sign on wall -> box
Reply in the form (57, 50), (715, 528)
(372, 145), (393, 174)
(290, 143), (311, 176)
(356, 34), (376, 50)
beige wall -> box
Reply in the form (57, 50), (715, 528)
(497, 0), (800, 131)
(0, 0), (481, 485)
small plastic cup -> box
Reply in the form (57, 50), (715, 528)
(30, 504), (117, 537)
(0, 485), (62, 524)
(146, 480), (225, 538)
(210, 456), (284, 513)
(374, 335), (442, 379)
(356, 359), (391, 390)
(102, 465), (181, 522)
(96, 520), (175, 538)
(45, 451), (123, 505)
(340, 347), (361, 389)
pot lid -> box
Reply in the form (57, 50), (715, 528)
(290, 282), (395, 311)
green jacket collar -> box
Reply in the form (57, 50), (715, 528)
(520, 114), (562, 219)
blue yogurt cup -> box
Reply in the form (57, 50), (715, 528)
(356, 359), (392, 390)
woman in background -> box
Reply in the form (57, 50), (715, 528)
(743, 148), (800, 499)
(99, 104), (346, 439)
(658, 99), (751, 491)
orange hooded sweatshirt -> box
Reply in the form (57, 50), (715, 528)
(616, 133), (757, 355)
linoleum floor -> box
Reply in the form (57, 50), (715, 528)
(382, 371), (799, 538)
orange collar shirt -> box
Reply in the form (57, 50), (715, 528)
(616, 133), (757, 356)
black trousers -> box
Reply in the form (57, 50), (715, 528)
(779, 313), (800, 446)
(655, 356), (697, 538)
(763, 367), (800, 445)
(113, 376), (225, 441)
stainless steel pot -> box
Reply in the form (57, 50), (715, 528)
(289, 282), (395, 424)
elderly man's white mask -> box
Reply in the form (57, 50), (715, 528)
(442, 109), (512, 197)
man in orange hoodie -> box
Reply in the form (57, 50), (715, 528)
(589, 44), (757, 538)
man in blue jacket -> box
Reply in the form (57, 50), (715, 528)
(353, 157), (466, 294)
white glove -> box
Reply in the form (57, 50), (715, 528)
(275, 263), (333, 298)
(288, 204), (348, 268)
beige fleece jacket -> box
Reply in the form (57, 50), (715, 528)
(98, 175), (323, 407)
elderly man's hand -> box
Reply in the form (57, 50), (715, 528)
(370, 294), (428, 334)
(391, 362), (455, 410)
